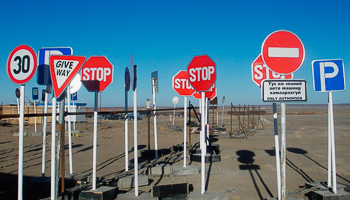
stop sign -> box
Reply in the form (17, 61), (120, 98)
(252, 54), (292, 86)
(187, 55), (216, 92)
(172, 70), (195, 96)
(262, 30), (305, 75)
(81, 56), (114, 92)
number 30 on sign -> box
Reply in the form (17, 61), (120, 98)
(7, 45), (38, 84)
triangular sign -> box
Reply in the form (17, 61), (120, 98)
(50, 55), (86, 98)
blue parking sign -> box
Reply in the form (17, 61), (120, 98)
(312, 59), (345, 92)
(37, 47), (73, 85)
(32, 87), (39, 100)
(71, 92), (78, 101)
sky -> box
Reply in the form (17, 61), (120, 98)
(1, 0), (350, 108)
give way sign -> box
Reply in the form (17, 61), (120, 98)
(252, 54), (292, 86)
(262, 30), (305, 75)
(50, 55), (86, 98)
(172, 70), (195, 96)
(81, 56), (114, 92)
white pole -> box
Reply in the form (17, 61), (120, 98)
(125, 117), (129, 171)
(152, 81), (158, 161)
(183, 96), (187, 168)
(222, 103), (224, 124)
(42, 92), (49, 177)
(34, 100), (37, 132)
(173, 104), (176, 125)
(329, 92), (337, 193)
(92, 92), (98, 190)
(281, 102), (286, 200)
(205, 98), (209, 148)
(134, 87), (139, 196)
(72, 99), (76, 130)
(67, 87), (73, 174)
(51, 97), (57, 200)
(18, 85), (25, 200)
(273, 103), (281, 200)
(17, 98), (20, 114)
(328, 93), (331, 187)
(201, 92), (206, 194)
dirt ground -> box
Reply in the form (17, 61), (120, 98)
(0, 104), (350, 200)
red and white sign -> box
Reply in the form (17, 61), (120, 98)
(262, 30), (305, 75)
(193, 83), (216, 99)
(50, 55), (86, 98)
(252, 54), (293, 86)
(81, 56), (114, 92)
(187, 55), (216, 92)
(172, 70), (195, 96)
(7, 45), (37, 84)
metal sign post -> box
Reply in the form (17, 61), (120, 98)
(151, 71), (159, 161)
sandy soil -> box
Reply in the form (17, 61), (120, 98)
(0, 104), (350, 200)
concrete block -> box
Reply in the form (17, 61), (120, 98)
(30, 131), (43, 136)
(79, 186), (117, 200)
(117, 175), (149, 189)
(188, 191), (228, 200)
(265, 198), (303, 200)
(309, 189), (350, 200)
(151, 164), (173, 176)
(152, 182), (188, 197)
(13, 132), (29, 136)
(173, 165), (199, 175)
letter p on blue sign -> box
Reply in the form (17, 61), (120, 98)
(312, 59), (345, 92)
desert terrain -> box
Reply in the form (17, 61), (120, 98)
(0, 104), (350, 200)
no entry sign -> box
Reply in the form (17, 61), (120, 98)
(187, 55), (216, 92)
(7, 45), (37, 84)
(50, 55), (86, 98)
(262, 30), (305, 75)
(81, 56), (114, 92)
(172, 70), (195, 96)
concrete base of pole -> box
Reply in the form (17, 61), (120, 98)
(190, 153), (221, 163)
(117, 175), (149, 189)
(117, 192), (155, 200)
(188, 191), (228, 200)
(173, 165), (200, 175)
(306, 182), (350, 200)
(151, 164), (173, 176)
(79, 186), (117, 200)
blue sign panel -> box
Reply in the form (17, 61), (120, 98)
(37, 47), (73, 85)
(32, 87), (39, 100)
(312, 59), (345, 92)
(71, 92), (78, 101)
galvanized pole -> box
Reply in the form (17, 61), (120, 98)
(92, 92), (98, 190)
(273, 103), (281, 200)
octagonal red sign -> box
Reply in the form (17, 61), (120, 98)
(81, 56), (114, 92)
(192, 82), (216, 99)
(172, 70), (195, 96)
(187, 55), (216, 92)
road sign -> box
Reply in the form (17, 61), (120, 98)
(192, 83), (216, 99)
(7, 45), (38, 84)
(261, 79), (307, 102)
(15, 88), (20, 98)
(71, 92), (78, 101)
(252, 54), (293, 86)
(69, 73), (82, 94)
(81, 56), (114, 92)
(50, 55), (86, 98)
(262, 30), (305, 75)
(187, 55), (216, 92)
(312, 59), (345, 92)
(172, 70), (195, 96)
(125, 67), (130, 91)
(172, 96), (179, 105)
(32, 87), (39, 100)
(38, 47), (73, 85)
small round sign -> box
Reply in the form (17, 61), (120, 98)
(69, 73), (82, 94)
(172, 96), (179, 105)
(7, 45), (38, 84)
(15, 88), (20, 98)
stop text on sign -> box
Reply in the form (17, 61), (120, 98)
(82, 67), (112, 82)
(188, 66), (215, 82)
(174, 78), (192, 90)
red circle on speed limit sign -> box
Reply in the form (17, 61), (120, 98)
(7, 45), (38, 84)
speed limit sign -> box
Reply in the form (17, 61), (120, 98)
(7, 45), (38, 84)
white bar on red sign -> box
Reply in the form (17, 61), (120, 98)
(268, 47), (299, 58)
